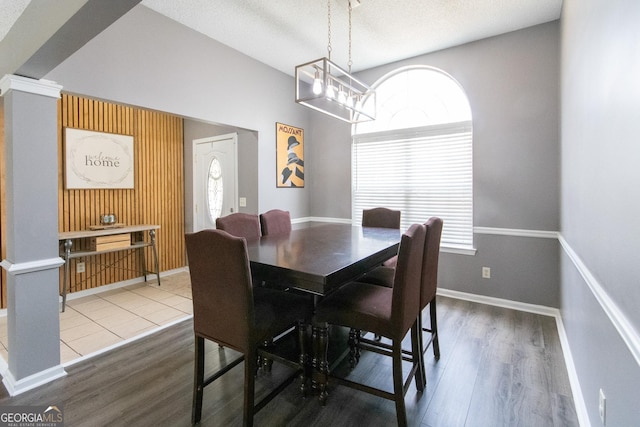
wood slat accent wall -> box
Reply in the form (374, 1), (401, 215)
(0, 94), (186, 308)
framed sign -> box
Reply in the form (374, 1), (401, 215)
(276, 122), (304, 187)
(64, 128), (134, 189)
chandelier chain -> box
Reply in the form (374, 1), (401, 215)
(327, 0), (332, 60)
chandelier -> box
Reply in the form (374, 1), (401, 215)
(295, 0), (376, 123)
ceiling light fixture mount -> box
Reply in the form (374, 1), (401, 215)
(295, 0), (375, 124)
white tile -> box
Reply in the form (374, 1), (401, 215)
(66, 330), (122, 356)
(60, 321), (105, 343)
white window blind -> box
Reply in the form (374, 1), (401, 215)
(352, 121), (473, 249)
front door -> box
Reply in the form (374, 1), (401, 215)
(193, 133), (238, 232)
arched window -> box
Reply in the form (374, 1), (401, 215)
(352, 66), (473, 251)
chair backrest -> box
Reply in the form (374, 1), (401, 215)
(362, 207), (401, 229)
(391, 223), (426, 336)
(216, 212), (261, 240)
(185, 229), (253, 353)
(421, 217), (443, 309)
(259, 209), (292, 236)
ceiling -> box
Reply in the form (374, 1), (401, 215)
(1, 0), (563, 77)
(140, 0), (563, 75)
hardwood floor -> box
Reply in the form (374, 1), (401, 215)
(0, 296), (579, 427)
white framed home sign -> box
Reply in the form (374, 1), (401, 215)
(64, 128), (135, 189)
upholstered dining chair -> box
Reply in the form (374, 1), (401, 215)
(215, 212), (261, 240)
(362, 207), (401, 229)
(313, 223), (426, 427)
(358, 217), (443, 386)
(185, 229), (313, 426)
(362, 207), (401, 267)
(259, 209), (292, 236)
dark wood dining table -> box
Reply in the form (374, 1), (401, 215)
(246, 221), (401, 297)
(245, 221), (402, 401)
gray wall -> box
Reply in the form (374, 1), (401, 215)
(560, 0), (640, 425)
(45, 5), (311, 220)
(308, 22), (561, 307)
(183, 119), (259, 232)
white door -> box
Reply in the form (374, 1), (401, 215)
(193, 133), (238, 232)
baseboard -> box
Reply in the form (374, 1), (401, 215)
(437, 287), (559, 317)
(58, 267), (189, 306)
(293, 216), (352, 224)
(437, 287), (590, 427)
(2, 364), (67, 397)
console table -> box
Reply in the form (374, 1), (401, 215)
(59, 224), (160, 311)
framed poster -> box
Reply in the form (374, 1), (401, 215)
(276, 122), (304, 187)
(64, 128), (134, 189)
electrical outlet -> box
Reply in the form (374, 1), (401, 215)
(482, 266), (491, 279)
(76, 262), (85, 274)
(239, 197), (247, 207)
(599, 388), (606, 425)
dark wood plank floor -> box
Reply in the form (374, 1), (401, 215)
(0, 296), (579, 426)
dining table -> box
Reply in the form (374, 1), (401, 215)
(246, 221), (401, 297)
(245, 221), (402, 401)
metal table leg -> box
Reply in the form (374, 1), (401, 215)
(150, 229), (161, 286)
(61, 239), (72, 312)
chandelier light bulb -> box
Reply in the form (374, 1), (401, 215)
(326, 83), (336, 99)
(312, 71), (323, 95)
(354, 95), (363, 110)
(337, 86), (347, 104)
(346, 92), (354, 109)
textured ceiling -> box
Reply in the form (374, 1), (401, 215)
(141, 0), (563, 75)
(1, 0), (562, 77)
(0, 0), (31, 41)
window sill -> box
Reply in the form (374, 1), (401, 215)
(441, 245), (476, 256)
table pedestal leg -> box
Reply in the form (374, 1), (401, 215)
(312, 323), (329, 405)
(298, 320), (310, 396)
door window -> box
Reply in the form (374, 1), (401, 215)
(207, 157), (224, 222)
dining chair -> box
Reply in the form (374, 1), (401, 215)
(185, 229), (313, 426)
(362, 207), (401, 267)
(215, 212), (261, 240)
(358, 217), (443, 386)
(362, 207), (401, 229)
(313, 223), (426, 427)
(259, 209), (292, 236)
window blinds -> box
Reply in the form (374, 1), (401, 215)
(352, 121), (473, 249)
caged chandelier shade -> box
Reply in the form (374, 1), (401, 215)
(295, 0), (376, 124)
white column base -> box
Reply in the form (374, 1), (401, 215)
(1, 363), (67, 396)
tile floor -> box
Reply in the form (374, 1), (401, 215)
(0, 271), (193, 365)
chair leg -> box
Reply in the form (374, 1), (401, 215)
(243, 347), (257, 427)
(417, 313), (427, 389)
(430, 299), (440, 360)
(392, 339), (408, 427)
(411, 320), (425, 392)
(192, 336), (205, 425)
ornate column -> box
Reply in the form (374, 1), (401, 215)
(0, 75), (66, 395)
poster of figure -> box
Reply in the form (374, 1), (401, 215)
(276, 122), (304, 187)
